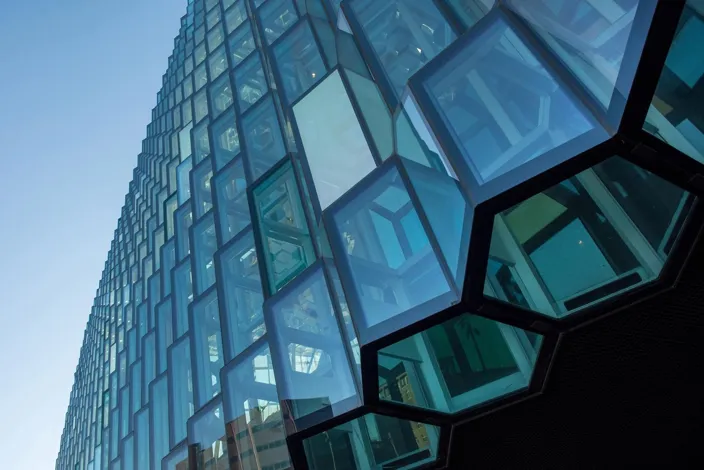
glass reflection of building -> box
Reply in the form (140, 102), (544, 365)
(57, 1), (703, 470)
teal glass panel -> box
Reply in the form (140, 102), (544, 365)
(209, 74), (234, 118)
(119, 387), (130, 438)
(207, 23), (225, 52)
(241, 96), (286, 180)
(347, 0), (456, 97)
(252, 161), (316, 294)
(191, 289), (225, 405)
(127, 328), (137, 365)
(213, 158), (250, 243)
(329, 164), (456, 337)
(122, 435), (134, 470)
(223, 342), (291, 470)
(137, 303), (148, 339)
(486, 156), (692, 318)
(207, 45), (228, 81)
(210, 109), (240, 170)
(155, 298), (173, 374)
(110, 408), (119, 460)
(422, 16), (600, 187)
(507, 0), (646, 110)
(227, 22), (256, 68)
(302, 413), (441, 470)
(292, 70), (377, 210)
(142, 332), (156, 402)
(268, 264), (358, 428)
(192, 159), (214, 218)
(192, 212), (217, 294)
(193, 120), (211, 165)
(173, 260), (193, 338)
(150, 376), (170, 470)
(646, 1), (704, 164)
(177, 158), (193, 205)
(169, 337), (194, 447)
(217, 229), (265, 358)
(225, 0), (247, 34)
(194, 89), (209, 123)
(189, 399), (229, 470)
(206, 3), (220, 28)
(446, 0), (495, 28)
(272, 20), (326, 104)
(234, 52), (268, 113)
(345, 69), (393, 160)
(161, 240), (176, 296)
(258, 0), (299, 45)
(135, 408), (150, 470)
(175, 203), (193, 260)
(162, 444), (189, 470)
(379, 312), (540, 413)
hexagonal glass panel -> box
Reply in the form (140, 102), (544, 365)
(302, 413), (441, 470)
(273, 20), (326, 104)
(210, 109), (240, 170)
(252, 160), (316, 294)
(327, 161), (458, 343)
(379, 312), (541, 413)
(217, 229), (266, 359)
(486, 156), (693, 318)
(223, 341), (291, 470)
(241, 96), (286, 181)
(645, 0), (704, 165)
(258, 0), (299, 45)
(234, 53), (268, 114)
(191, 289), (225, 406)
(421, 16), (603, 193)
(188, 397), (229, 469)
(266, 263), (359, 431)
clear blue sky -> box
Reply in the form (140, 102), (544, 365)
(0, 1), (184, 468)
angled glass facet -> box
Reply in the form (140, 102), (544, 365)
(241, 96), (286, 181)
(191, 289), (225, 406)
(379, 312), (541, 413)
(266, 264), (358, 430)
(213, 158), (250, 244)
(192, 159), (214, 218)
(188, 398), (229, 470)
(258, 0), (299, 45)
(225, 0), (247, 34)
(150, 376), (170, 470)
(192, 212), (217, 294)
(217, 229), (266, 358)
(302, 413), (441, 470)
(293, 69), (377, 210)
(210, 109), (240, 170)
(252, 161), (316, 294)
(173, 260), (193, 338)
(155, 298), (173, 374)
(646, 1), (704, 164)
(227, 21), (256, 68)
(223, 342), (291, 470)
(234, 52), (268, 114)
(422, 16), (602, 190)
(273, 20), (326, 104)
(446, 0), (495, 28)
(486, 157), (693, 318)
(169, 337), (194, 447)
(162, 444), (189, 470)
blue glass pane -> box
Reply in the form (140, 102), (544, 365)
(162, 444), (189, 470)
(189, 399), (229, 469)
(193, 121), (211, 166)
(169, 338), (194, 447)
(217, 229), (266, 358)
(223, 342), (291, 469)
(423, 16), (598, 186)
(227, 21), (256, 68)
(207, 45), (228, 81)
(194, 89), (209, 123)
(210, 109), (240, 170)
(191, 290), (225, 405)
(267, 264), (358, 429)
(234, 52), (268, 113)
(446, 0), (495, 28)
(172, 260), (193, 338)
(122, 435), (134, 470)
(176, 158), (193, 205)
(207, 23), (225, 52)
(191, 160), (213, 218)
(213, 158), (250, 244)
(192, 212), (217, 294)
(135, 408), (150, 470)
(208, 74), (234, 118)
(258, 0), (299, 45)
(142, 332), (156, 402)
(273, 20), (326, 104)
(174, 203), (193, 260)
(119, 387), (130, 438)
(150, 376), (169, 470)
(155, 298), (173, 374)
(161, 240), (176, 296)
(241, 96), (286, 181)
(225, 0), (247, 34)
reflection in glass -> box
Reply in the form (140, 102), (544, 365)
(169, 337), (194, 447)
(210, 109), (240, 170)
(273, 21), (326, 104)
(228, 22), (256, 67)
(213, 158), (250, 243)
(192, 290), (225, 405)
(189, 399), (229, 470)
(192, 212), (218, 294)
(259, 0), (299, 45)
(241, 96), (286, 181)
(234, 53), (268, 114)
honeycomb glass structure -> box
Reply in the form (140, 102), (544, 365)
(56, 1), (702, 470)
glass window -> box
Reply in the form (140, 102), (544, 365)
(189, 399), (229, 470)
(174, 202), (193, 259)
(178, 123), (193, 161)
(259, 0), (299, 45)
(223, 342), (291, 470)
(209, 74), (234, 118)
(213, 158), (250, 244)
(161, 239), (176, 296)
(191, 290), (225, 405)
(227, 22), (256, 68)
(119, 387), (129, 438)
(345, 69), (394, 160)
(169, 337), (194, 447)
(234, 53), (268, 114)
(241, 96), (286, 181)
(194, 63), (208, 91)
(192, 159), (214, 219)
(446, 0), (495, 28)
(207, 23), (225, 52)
(150, 376), (169, 470)
(123, 435), (134, 470)
(142, 332), (156, 402)
(135, 408), (150, 470)
(293, 70), (377, 210)
(173, 260), (193, 338)
(155, 298), (173, 374)
(208, 45), (228, 81)
(193, 120), (211, 164)
(252, 161), (316, 294)
(192, 212), (217, 294)
(162, 443), (189, 470)
(273, 20), (326, 104)
(210, 109), (240, 170)
(194, 89), (209, 123)
(225, 0), (247, 33)
(486, 156), (692, 318)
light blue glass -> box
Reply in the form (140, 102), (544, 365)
(191, 289), (225, 405)
(127, 328), (137, 365)
(193, 120), (210, 165)
(259, 0), (299, 45)
(150, 376), (170, 470)
(135, 408), (150, 470)
(174, 203), (193, 260)
(302, 413), (441, 470)
(172, 260), (193, 338)
(268, 264), (358, 428)
(110, 408), (119, 460)
(176, 158), (193, 205)
(189, 398), (229, 470)
(273, 20), (326, 104)
(329, 163), (456, 338)
(227, 21), (256, 68)
(194, 89), (209, 123)
(207, 45), (228, 81)
(423, 16), (599, 187)
(213, 157), (250, 243)
(122, 435), (134, 470)
(192, 160), (214, 218)
(446, 0), (495, 28)
(162, 444), (189, 470)
(225, 0), (247, 33)
(209, 74), (234, 118)
(345, 69), (393, 160)
(142, 332), (156, 403)
(148, 274), (161, 327)
(169, 337), (194, 447)
(347, 0), (456, 98)
(486, 156), (691, 318)
(252, 161), (316, 294)
(210, 109), (240, 170)
(192, 212), (217, 294)
(119, 387), (130, 438)
(194, 63), (208, 91)
(155, 298), (173, 374)
(207, 23), (225, 52)
(161, 240), (176, 296)
(137, 303), (148, 339)
(234, 52), (268, 114)
(223, 342), (291, 470)
(206, 4), (221, 29)
(241, 95), (286, 180)
(217, 229), (265, 358)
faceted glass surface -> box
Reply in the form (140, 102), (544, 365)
(191, 289), (225, 405)
(234, 52), (268, 114)
(486, 157), (692, 317)
(188, 398), (229, 470)
(192, 212), (217, 294)
(192, 159), (214, 218)
(227, 21), (256, 67)
(273, 20), (326, 104)
(210, 108), (240, 170)
(213, 157), (250, 243)
(169, 337), (194, 447)
(241, 96), (287, 181)
(258, 0), (299, 45)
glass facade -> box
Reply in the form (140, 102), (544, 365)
(56, 1), (701, 470)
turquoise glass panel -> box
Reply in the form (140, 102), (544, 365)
(252, 161), (316, 294)
(423, 16), (599, 186)
(207, 23), (225, 52)
(189, 399), (229, 470)
(155, 298), (173, 374)
(172, 260), (193, 338)
(191, 289), (225, 405)
(273, 20), (326, 104)
(225, 0), (247, 34)
(302, 413), (441, 470)
(208, 74), (234, 118)
(241, 96), (286, 181)
(227, 21), (256, 68)
(161, 239), (176, 296)
(446, 0), (495, 28)
(162, 444), (189, 470)
(142, 332), (156, 402)
(176, 158), (193, 205)
(150, 376), (170, 470)
(119, 387), (129, 438)
(207, 45), (228, 81)
(210, 109), (240, 170)
(486, 157), (692, 318)
(267, 264), (358, 429)
(217, 229), (266, 358)
(213, 157), (250, 243)
(135, 408), (150, 470)
(234, 52), (268, 113)
(223, 342), (291, 470)
(194, 89), (209, 123)
(192, 212), (217, 294)
(174, 203), (193, 260)
(169, 337), (194, 447)
(191, 159), (213, 218)
(345, 69), (393, 160)
(258, 0), (299, 45)
(122, 435), (134, 470)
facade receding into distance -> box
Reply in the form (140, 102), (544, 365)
(56, 0), (704, 469)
